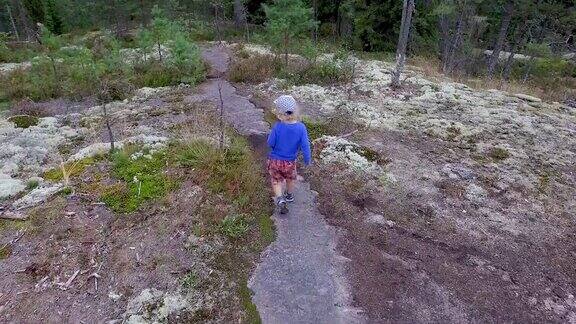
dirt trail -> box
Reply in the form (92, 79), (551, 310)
(196, 44), (363, 323)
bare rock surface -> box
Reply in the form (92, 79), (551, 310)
(249, 181), (363, 323)
(196, 45), (362, 323)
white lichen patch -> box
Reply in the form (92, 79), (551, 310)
(0, 174), (26, 200)
(124, 288), (191, 324)
(0, 116), (84, 179)
(316, 136), (384, 176)
(68, 135), (168, 161)
(0, 61), (32, 76)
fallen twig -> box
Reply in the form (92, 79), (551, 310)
(0, 210), (27, 220)
(57, 269), (80, 290)
(337, 129), (359, 139)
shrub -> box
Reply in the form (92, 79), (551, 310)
(282, 60), (351, 86)
(132, 62), (181, 87)
(168, 34), (205, 84)
(5, 61), (58, 101)
(228, 54), (279, 83)
(7, 115), (39, 128)
(10, 99), (50, 117)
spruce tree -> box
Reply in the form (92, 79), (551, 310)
(44, 0), (64, 34)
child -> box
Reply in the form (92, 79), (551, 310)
(267, 95), (312, 214)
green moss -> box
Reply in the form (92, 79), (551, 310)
(239, 279), (261, 324)
(0, 245), (12, 260)
(7, 115), (39, 128)
(257, 213), (275, 246)
(489, 147), (510, 161)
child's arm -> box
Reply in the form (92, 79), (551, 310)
(301, 125), (312, 165)
(267, 123), (277, 149)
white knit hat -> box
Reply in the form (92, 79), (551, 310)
(274, 95), (297, 114)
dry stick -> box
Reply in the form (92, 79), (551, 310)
(102, 103), (115, 153)
(6, 3), (19, 41)
(217, 81), (225, 150)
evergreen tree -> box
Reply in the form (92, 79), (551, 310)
(263, 0), (317, 65)
(23, 0), (45, 25)
(44, 0), (64, 34)
(149, 5), (173, 62)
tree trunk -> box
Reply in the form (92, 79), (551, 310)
(139, 0), (150, 26)
(233, 0), (247, 29)
(338, 2), (353, 39)
(284, 31), (289, 66)
(487, 0), (514, 78)
(439, 14), (452, 73)
(157, 41), (163, 62)
(312, 0), (319, 43)
(522, 56), (535, 83)
(213, 3), (222, 44)
(15, 0), (32, 40)
(445, 8), (466, 74)
(6, 3), (20, 41)
(502, 25), (528, 82)
(391, 0), (415, 88)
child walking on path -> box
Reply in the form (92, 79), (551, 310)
(267, 95), (312, 214)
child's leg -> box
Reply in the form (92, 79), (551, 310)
(271, 180), (284, 198)
(286, 179), (296, 194)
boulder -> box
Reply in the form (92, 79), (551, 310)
(0, 175), (25, 200)
(514, 93), (542, 103)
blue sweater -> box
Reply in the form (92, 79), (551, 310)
(267, 121), (312, 165)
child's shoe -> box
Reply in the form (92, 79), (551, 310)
(284, 192), (295, 203)
(276, 197), (289, 214)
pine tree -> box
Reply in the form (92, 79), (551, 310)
(263, 0), (317, 65)
(149, 5), (173, 62)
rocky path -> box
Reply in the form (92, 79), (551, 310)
(194, 44), (362, 323)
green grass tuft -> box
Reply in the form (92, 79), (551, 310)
(220, 215), (250, 239)
(43, 157), (97, 182)
(26, 179), (40, 190)
(181, 271), (198, 289)
(489, 147), (510, 161)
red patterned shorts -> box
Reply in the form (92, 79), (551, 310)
(267, 159), (297, 184)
